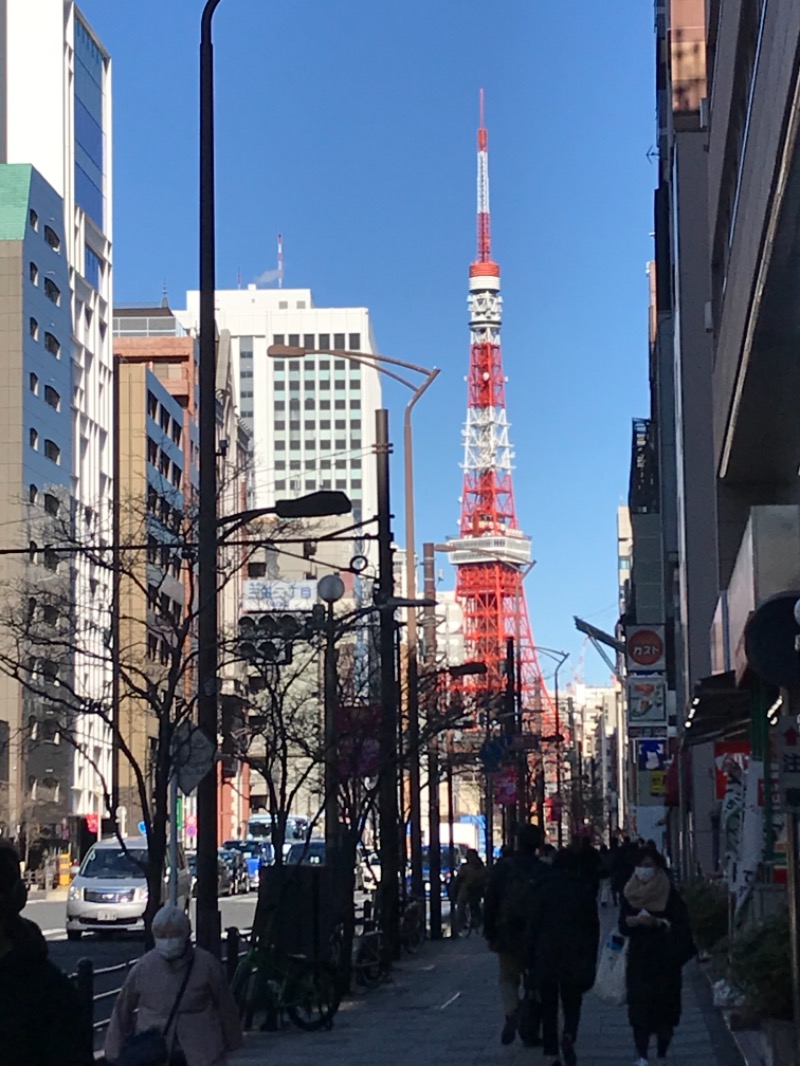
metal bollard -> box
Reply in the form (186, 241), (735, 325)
(75, 957), (94, 1065)
(225, 926), (240, 984)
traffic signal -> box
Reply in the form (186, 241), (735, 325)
(237, 611), (314, 665)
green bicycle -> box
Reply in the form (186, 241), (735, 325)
(232, 942), (340, 1032)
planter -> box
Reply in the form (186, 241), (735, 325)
(760, 1018), (799, 1066)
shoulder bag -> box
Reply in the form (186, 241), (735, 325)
(120, 954), (195, 1066)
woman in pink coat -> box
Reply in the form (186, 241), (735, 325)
(105, 904), (242, 1066)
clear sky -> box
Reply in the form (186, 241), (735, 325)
(80, 0), (655, 686)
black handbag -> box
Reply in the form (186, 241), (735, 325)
(120, 955), (195, 1066)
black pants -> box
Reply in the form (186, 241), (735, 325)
(633, 1024), (673, 1059)
(539, 979), (583, 1056)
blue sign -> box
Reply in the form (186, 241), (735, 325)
(137, 821), (148, 835)
(638, 739), (667, 771)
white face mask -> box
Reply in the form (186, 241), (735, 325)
(635, 866), (656, 882)
(155, 936), (187, 960)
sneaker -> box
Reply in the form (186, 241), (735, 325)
(500, 1012), (517, 1045)
(561, 1033), (577, 1066)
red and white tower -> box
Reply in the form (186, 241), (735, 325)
(449, 92), (551, 733)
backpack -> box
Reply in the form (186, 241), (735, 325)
(499, 859), (542, 937)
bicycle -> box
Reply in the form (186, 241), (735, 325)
(399, 895), (425, 954)
(232, 940), (340, 1032)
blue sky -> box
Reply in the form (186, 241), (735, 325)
(81, 1), (655, 685)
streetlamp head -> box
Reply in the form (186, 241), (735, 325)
(317, 574), (346, 605)
(274, 490), (352, 519)
(268, 344), (307, 358)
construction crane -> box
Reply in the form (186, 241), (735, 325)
(573, 616), (623, 682)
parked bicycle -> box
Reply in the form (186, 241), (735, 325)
(232, 941), (340, 1032)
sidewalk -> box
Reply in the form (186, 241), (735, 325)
(231, 921), (743, 1066)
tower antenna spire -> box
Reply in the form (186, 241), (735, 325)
(475, 87), (492, 264)
(277, 232), (284, 289)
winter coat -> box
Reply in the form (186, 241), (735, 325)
(526, 869), (600, 992)
(483, 853), (549, 957)
(0, 916), (89, 1066)
(453, 861), (487, 904)
(619, 886), (695, 1033)
(105, 945), (242, 1066)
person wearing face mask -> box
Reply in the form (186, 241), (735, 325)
(0, 843), (89, 1065)
(105, 903), (242, 1066)
(619, 848), (696, 1066)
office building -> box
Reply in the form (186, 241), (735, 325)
(176, 287), (382, 527)
(0, 3), (113, 839)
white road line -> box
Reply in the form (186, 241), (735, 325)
(439, 991), (461, 1011)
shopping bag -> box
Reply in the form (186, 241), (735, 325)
(593, 931), (628, 1006)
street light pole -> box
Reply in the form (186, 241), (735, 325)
(197, 0), (223, 956)
(375, 410), (400, 963)
(422, 543), (441, 938)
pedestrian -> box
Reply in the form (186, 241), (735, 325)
(527, 849), (600, 1066)
(619, 847), (697, 1066)
(598, 843), (613, 907)
(573, 834), (602, 897)
(0, 843), (89, 1066)
(452, 848), (487, 933)
(105, 903), (242, 1066)
(483, 823), (549, 1046)
(611, 835), (635, 906)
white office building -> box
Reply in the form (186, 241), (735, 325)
(177, 287), (382, 530)
(0, 2), (114, 827)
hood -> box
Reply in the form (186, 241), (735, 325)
(0, 917), (49, 974)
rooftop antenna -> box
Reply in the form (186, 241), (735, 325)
(161, 279), (169, 308)
(277, 232), (284, 289)
(237, 266), (242, 289)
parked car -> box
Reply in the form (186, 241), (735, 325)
(357, 849), (381, 891)
(413, 843), (469, 898)
(222, 839), (273, 890)
(285, 839), (325, 865)
(66, 837), (192, 940)
(187, 853), (234, 898)
(219, 848), (248, 894)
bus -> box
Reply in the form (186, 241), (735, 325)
(248, 813), (311, 844)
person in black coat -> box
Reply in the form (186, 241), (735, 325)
(0, 844), (89, 1066)
(619, 847), (696, 1065)
(527, 849), (600, 1066)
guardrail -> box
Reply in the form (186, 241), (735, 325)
(70, 927), (251, 1063)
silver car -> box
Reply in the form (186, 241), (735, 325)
(66, 837), (191, 940)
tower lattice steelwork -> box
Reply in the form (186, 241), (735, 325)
(448, 93), (554, 748)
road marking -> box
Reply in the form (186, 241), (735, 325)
(439, 991), (461, 1011)
(40, 928), (67, 940)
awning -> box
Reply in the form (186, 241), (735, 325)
(683, 670), (753, 746)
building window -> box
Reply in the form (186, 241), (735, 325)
(320, 460), (331, 470)
(240, 390), (253, 399)
(274, 381), (285, 391)
(306, 440), (316, 450)
(29, 428), (38, 451)
(29, 484), (38, 504)
(352, 479), (362, 490)
(29, 373), (38, 395)
(274, 401), (285, 412)
(43, 277), (61, 305)
(147, 439), (158, 465)
(44, 385), (60, 411)
(29, 317), (39, 341)
(288, 334), (300, 347)
(159, 453), (170, 478)
(29, 262), (39, 285)
(289, 440), (300, 451)
(160, 407), (170, 432)
(350, 399), (361, 410)
(248, 562), (267, 578)
(315, 334), (328, 351)
(296, 301), (306, 309)
(335, 419), (346, 430)
(44, 225), (61, 252)
(320, 440), (331, 450)
(350, 378), (361, 390)
(172, 421), (181, 446)
(29, 209), (39, 231)
(335, 479), (347, 490)
(320, 399), (331, 411)
(289, 460), (301, 470)
(335, 459), (347, 470)
(304, 399), (315, 410)
(28, 541), (38, 564)
(352, 458), (362, 469)
(275, 441), (286, 451)
(304, 420), (315, 430)
(348, 333), (361, 351)
(334, 360), (346, 371)
(274, 420), (286, 431)
(334, 333), (345, 349)
(43, 547), (59, 572)
(44, 439), (60, 464)
(335, 400), (346, 410)
(275, 479), (286, 491)
(147, 391), (158, 419)
(44, 332), (60, 357)
(240, 370), (253, 379)
(84, 246), (102, 289)
(272, 337), (285, 349)
(289, 381), (299, 392)
(335, 439), (346, 449)
(303, 380), (314, 391)
(275, 461), (286, 471)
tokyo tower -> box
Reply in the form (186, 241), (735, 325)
(448, 92), (552, 737)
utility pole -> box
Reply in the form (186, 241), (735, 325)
(504, 638), (516, 843)
(375, 410), (399, 963)
(422, 544), (442, 938)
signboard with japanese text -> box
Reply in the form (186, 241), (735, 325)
(714, 741), (751, 801)
(650, 770), (666, 796)
(242, 579), (317, 614)
(776, 717), (800, 813)
(627, 676), (667, 725)
(625, 625), (666, 673)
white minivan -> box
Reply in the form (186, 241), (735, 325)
(66, 837), (192, 940)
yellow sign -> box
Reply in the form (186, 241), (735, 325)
(650, 770), (666, 796)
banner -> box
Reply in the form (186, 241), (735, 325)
(714, 741), (750, 801)
(731, 759), (764, 915)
